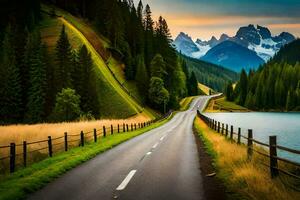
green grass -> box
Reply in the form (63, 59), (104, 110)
(179, 96), (196, 111)
(206, 97), (249, 112)
(40, 4), (147, 119)
(0, 116), (172, 200)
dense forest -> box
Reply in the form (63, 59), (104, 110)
(0, 0), (200, 124)
(183, 56), (239, 91)
(226, 39), (300, 111)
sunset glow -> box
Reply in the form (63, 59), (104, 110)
(134, 0), (300, 40)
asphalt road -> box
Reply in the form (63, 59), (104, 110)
(28, 95), (214, 200)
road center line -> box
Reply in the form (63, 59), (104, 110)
(146, 152), (152, 155)
(152, 143), (159, 149)
(160, 136), (165, 141)
(116, 170), (137, 191)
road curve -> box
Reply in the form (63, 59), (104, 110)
(28, 96), (213, 200)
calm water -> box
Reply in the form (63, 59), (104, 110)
(204, 112), (300, 162)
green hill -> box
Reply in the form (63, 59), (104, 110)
(270, 39), (300, 65)
(40, 7), (146, 119)
(183, 56), (239, 92)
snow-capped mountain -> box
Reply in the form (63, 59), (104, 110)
(173, 32), (199, 56)
(174, 25), (296, 64)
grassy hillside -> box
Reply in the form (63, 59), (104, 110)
(40, 5), (156, 119)
(205, 97), (249, 112)
(184, 56), (239, 92)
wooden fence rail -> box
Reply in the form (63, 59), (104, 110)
(197, 111), (300, 180)
(0, 118), (161, 174)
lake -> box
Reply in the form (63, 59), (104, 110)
(203, 112), (300, 163)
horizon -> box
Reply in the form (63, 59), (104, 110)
(134, 0), (300, 40)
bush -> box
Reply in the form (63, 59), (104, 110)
(52, 88), (82, 122)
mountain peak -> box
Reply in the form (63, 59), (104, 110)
(220, 34), (229, 42)
(257, 25), (272, 39)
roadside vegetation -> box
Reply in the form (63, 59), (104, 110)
(0, 116), (173, 200)
(194, 117), (300, 200)
(179, 97), (196, 111)
(205, 96), (249, 112)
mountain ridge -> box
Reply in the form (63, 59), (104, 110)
(174, 24), (296, 71)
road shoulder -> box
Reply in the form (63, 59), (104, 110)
(193, 123), (227, 200)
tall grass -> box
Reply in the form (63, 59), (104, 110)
(194, 117), (300, 200)
(0, 115), (149, 146)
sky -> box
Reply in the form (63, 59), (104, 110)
(133, 0), (300, 40)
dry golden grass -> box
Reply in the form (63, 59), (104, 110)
(195, 117), (300, 200)
(198, 83), (211, 95)
(0, 114), (149, 146)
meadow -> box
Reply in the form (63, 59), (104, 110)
(205, 97), (249, 112)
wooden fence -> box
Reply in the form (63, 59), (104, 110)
(0, 114), (172, 175)
(197, 111), (300, 180)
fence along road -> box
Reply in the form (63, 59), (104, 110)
(28, 95), (214, 200)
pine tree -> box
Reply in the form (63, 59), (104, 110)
(75, 45), (100, 116)
(137, 0), (143, 23)
(188, 71), (198, 96)
(135, 54), (149, 98)
(148, 77), (169, 112)
(24, 30), (47, 123)
(150, 54), (167, 79)
(143, 4), (154, 67)
(226, 82), (234, 101)
(0, 26), (22, 123)
(55, 25), (73, 91)
(238, 69), (248, 105)
(105, 0), (124, 48)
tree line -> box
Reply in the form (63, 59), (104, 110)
(226, 40), (300, 111)
(46, 0), (200, 112)
(0, 0), (200, 124)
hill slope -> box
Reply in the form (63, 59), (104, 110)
(183, 56), (239, 92)
(41, 5), (156, 119)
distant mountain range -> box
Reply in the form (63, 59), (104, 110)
(174, 24), (296, 72)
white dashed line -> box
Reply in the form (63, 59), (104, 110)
(116, 170), (137, 191)
(152, 143), (159, 149)
(146, 152), (152, 155)
(160, 136), (165, 141)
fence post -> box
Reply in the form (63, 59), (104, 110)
(225, 124), (228, 137)
(212, 120), (214, 129)
(134, 123), (136, 130)
(103, 126), (106, 137)
(64, 132), (68, 151)
(48, 136), (53, 157)
(247, 129), (253, 160)
(238, 128), (241, 144)
(23, 141), (27, 167)
(269, 136), (279, 178)
(222, 123), (224, 135)
(218, 122), (220, 133)
(111, 125), (113, 135)
(144, 122), (146, 127)
(10, 143), (16, 173)
(118, 124), (120, 133)
(131, 124), (133, 131)
(126, 124), (129, 132)
(94, 129), (97, 143)
(123, 123), (125, 132)
(80, 131), (84, 147)
(230, 125), (233, 140)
